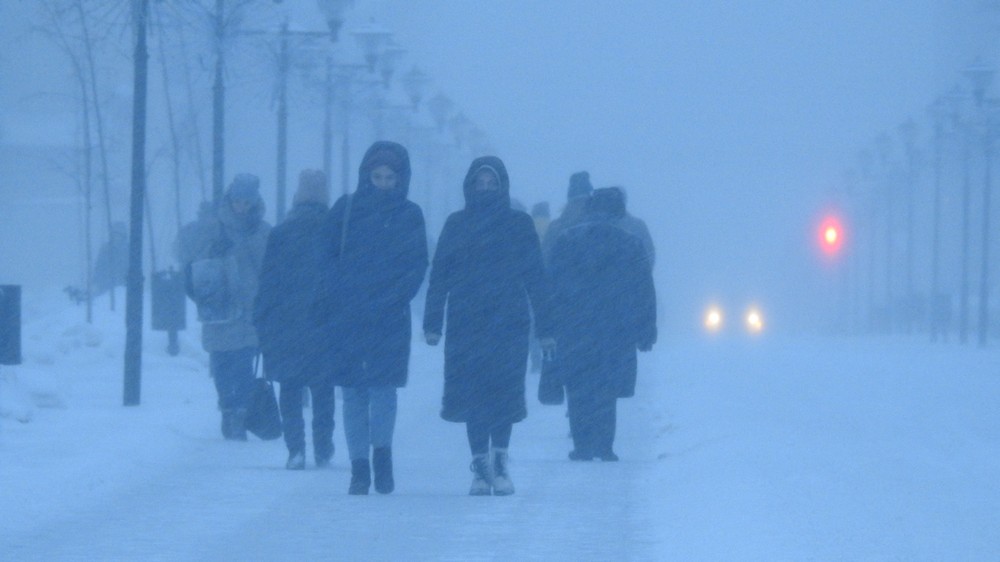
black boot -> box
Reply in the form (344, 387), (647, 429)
(349, 458), (371, 495)
(372, 447), (394, 494)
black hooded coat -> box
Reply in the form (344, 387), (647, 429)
(253, 202), (328, 383)
(318, 141), (428, 388)
(549, 188), (657, 398)
(423, 156), (552, 424)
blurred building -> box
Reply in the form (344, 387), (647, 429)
(0, 112), (85, 289)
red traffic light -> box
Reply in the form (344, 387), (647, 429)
(818, 216), (844, 255)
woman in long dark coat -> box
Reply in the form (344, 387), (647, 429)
(423, 156), (554, 496)
(549, 187), (657, 461)
(254, 170), (332, 470)
(318, 141), (428, 495)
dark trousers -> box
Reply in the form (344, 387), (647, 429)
(279, 376), (335, 458)
(567, 385), (617, 455)
(466, 420), (513, 456)
(210, 347), (256, 412)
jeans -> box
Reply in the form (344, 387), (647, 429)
(210, 347), (256, 412)
(280, 376), (335, 458)
(342, 386), (397, 461)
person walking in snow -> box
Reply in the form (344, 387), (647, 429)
(611, 186), (656, 270)
(423, 156), (555, 496)
(177, 174), (271, 441)
(541, 171), (593, 265)
(548, 187), (657, 461)
(316, 141), (428, 495)
(254, 170), (334, 470)
(91, 221), (128, 297)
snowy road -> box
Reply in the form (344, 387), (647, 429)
(3, 303), (1000, 560)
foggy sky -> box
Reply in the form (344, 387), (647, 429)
(0, 0), (991, 334)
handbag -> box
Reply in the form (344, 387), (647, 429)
(537, 354), (565, 405)
(245, 355), (282, 440)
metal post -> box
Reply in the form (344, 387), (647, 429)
(960, 129), (972, 344)
(904, 142), (916, 334)
(275, 22), (289, 223)
(323, 57), (334, 191)
(930, 117), (944, 342)
(124, 0), (149, 407)
(212, 0), (225, 207)
(341, 85), (352, 195)
(978, 114), (993, 347)
(884, 167), (895, 332)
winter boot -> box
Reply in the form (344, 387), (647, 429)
(568, 449), (594, 461)
(227, 409), (248, 441)
(491, 448), (515, 496)
(349, 458), (371, 495)
(598, 450), (619, 462)
(286, 450), (306, 470)
(315, 443), (334, 469)
(469, 454), (493, 496)
(372, 447), (394, 494)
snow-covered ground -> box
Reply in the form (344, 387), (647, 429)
(2, 288), (999, 560)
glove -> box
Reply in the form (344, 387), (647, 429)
(539, 337), (557, 362)
(425, 332), (441, 346)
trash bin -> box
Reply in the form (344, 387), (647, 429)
(151, 269), (186, 332)
(0, 285), (22, 365)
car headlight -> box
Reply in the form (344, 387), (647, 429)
(704, 306), (723, 332)
(745, 307), (764, 334)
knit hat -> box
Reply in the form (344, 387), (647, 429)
(227, 173), (260, 202)
(568, 171), (593, 200)
(293, 169), (329, 206)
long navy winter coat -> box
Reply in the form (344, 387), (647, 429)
(424, 156), (552, 425)
(253, 202), (328, 384)
(549, 189), (657, 399)
(318, 141), (428, 388)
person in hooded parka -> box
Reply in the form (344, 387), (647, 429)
(317, 141), (428, 495)
(549, 187), (657, 462)
(541, 171), (593, 265)
(254, 170), (334, 471)
(423, 156), (555, 497)
(176, 174), (271, 441)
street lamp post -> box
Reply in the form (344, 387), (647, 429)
(276, 21), (290, 222)
(875, 132), (895, 332)
(858, 149), (878, 332)
(212, 0), (226, 207)
(898, 118), (918, 334)
(124, 0), (150, 406)
(929, 97), (947, 342)
(272, 1), (353, 221)
(964, 58), (996, 347)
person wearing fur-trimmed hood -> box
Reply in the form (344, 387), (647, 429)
(423, 155), (555, 496)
